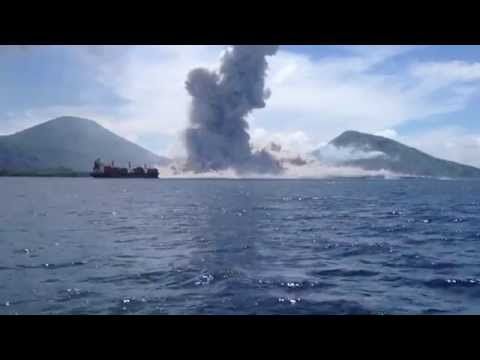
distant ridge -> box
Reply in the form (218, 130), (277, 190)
(0, 116), (170, 172)
(313, 130), (480, 178)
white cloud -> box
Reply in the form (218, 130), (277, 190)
(340, 45), (423, 58)
(87, 45), (224, 139)
(250, 128), (319, 155)
(3, 45), (223, 148)
(313, 143), (386, 164)
(259, 47), (480, 146)
(374, 129), (398, 139)
(411, 60), (480, 84)
(400, 127), (480, 168)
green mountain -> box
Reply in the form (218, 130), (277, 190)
(0, 116), (170, 172)
(314, 130), (480, 178)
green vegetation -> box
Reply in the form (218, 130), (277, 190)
(0, 167), (89, 177)
(318, 130), (480, 178)
(0, 116), (170, 172)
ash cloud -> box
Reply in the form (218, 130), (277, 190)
(183, 45), (283, 175)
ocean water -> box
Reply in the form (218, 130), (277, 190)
(1, 177), (480, 315)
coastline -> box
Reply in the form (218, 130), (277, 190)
(0, 171), (90, 178)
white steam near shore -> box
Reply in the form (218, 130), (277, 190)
(154, 161), (398, 179)
(154, 143), (396, 179)
(313, 144), (387, 164)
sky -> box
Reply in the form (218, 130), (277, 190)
(1, 45), (480, 167)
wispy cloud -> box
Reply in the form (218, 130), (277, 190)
(374, 129), (398, 139)
(259, 46), (480, 141)
(410, 60), (480, 84)
(400, 127), (480, 168)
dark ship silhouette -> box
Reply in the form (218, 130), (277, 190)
(90, 158), (159, 178)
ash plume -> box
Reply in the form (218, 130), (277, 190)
(183, 45), (283, 175)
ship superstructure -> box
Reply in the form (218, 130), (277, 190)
(91, 158), (159, 178)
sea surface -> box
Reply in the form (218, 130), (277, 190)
(1, 177), (480, 315)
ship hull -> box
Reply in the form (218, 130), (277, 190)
(90, 173), (158, 179)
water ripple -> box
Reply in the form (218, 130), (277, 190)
(2, 177), (480, 314)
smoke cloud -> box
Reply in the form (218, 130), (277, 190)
(183, 45), (283, 175)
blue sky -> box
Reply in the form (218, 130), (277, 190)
(1, 45), (480, 167)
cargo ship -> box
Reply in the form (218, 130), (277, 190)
(90, 158), (159, 178)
